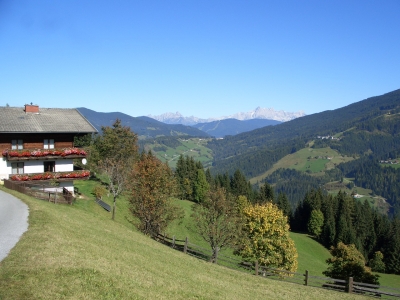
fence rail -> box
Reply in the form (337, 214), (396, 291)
(155, 233), (400, 299)
(3, 179), (74, 204)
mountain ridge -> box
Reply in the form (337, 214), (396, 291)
(148, 107), (306, 125)
(76, 107), (210, 139)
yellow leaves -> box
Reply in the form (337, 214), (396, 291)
(238, 202), (298, 274)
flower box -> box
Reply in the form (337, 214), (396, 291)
(2, 148), (87, 159)
(9, 170), (90, 181)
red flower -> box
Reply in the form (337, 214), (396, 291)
(31, 174), (43, 180)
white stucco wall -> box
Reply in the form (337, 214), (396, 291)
(0, 158), (8, 180)
(55, 159), (74, 172)
(59, 181), (74, 194)
(24, 161), (45, 173)
(0, 158), (74, 180)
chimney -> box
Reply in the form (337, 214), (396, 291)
(25, 103), (39, 113)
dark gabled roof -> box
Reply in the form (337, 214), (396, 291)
(0, 107), (98, 133)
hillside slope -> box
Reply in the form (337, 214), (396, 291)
(209, 89), (400, 165)
(193, 118), (281, 138)
(0, 187), (369, 300)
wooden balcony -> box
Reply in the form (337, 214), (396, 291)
(2, 148), (87, 161)
(9, 170), (90, 182)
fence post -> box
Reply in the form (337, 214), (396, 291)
(184, 237), (188, 254)
(172, 235), (175, 248)
(347, 277), (353, 294)
(255, 260), (259, 276)
(304, 270), (309, 286)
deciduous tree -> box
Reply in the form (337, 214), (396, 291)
(130, 151), (182, 237)
(236, 203), (298, 275)
(308, 209), (324, 238)
(369, 251), (385, 273)
(93, 119), (138, 220)
(192, 187), (240, 263)
(323, 242), (379, 285)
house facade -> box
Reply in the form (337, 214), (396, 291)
(0, 104), (97, 194)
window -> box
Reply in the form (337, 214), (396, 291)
(44, 161), (55, 172)
(43, 139), (54, 149)
(11, 162), (24, 174)
(11, 139), (23, 150)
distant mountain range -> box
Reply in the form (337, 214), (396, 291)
(76, 108), (210, 138)
(148, 107), (306, 125)
(77, 107), (283, 138)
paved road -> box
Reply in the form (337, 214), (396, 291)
(0, 189), (29, 262)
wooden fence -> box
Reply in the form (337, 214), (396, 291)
(3, 179), (74, 204)
(155, 233), (400, 299)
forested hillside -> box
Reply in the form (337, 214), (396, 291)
(193, 118), (280, 138)
(207, 89), (400, 217)
(208, 89), (400, 174)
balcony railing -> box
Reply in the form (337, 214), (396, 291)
(2, 148), (87, 161)
(9, 170), (90, 182)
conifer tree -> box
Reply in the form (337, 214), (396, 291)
(335, 191), (356, 245)
(257, 182), (275, 203)
(193, 169), (209, 203)
(276, 192), (292, 217)
(320, 195), (337, 247)
(384, 219), (400, 274)
(231, 169), (251, 199)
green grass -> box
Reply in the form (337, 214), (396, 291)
(0, 185), (371, 299)
(298, 159), (330, 173)
(167, 199), (399, 288)
(324, 180), (390, 214)
(290, 233), (331, 277)
(146, 138), (214, 169)
(381, 162), (400, 169)
(250, 146), (354, 184)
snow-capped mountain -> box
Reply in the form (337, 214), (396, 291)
(149, 107), (306, 125)
(147, 112), (217, 125)
(228, 107), (306, 122)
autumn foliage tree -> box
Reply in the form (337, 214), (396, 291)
(236, 202), (298, 275)
(129, 151), (182, 237)
(192, 187), (240, 263)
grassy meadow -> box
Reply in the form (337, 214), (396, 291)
(250, 146), (354, 184)
(146, 138), (214, 169)
(0, 183), (374, 300)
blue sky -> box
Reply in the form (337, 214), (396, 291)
(1, 1), (399, 119)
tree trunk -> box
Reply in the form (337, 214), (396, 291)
(112, 196), (116, 220)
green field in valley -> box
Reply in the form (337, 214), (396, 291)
(146, 138), (214, 169)
(250, 145), (354, 184)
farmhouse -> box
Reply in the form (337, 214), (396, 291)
(0, 104), (97, 195)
